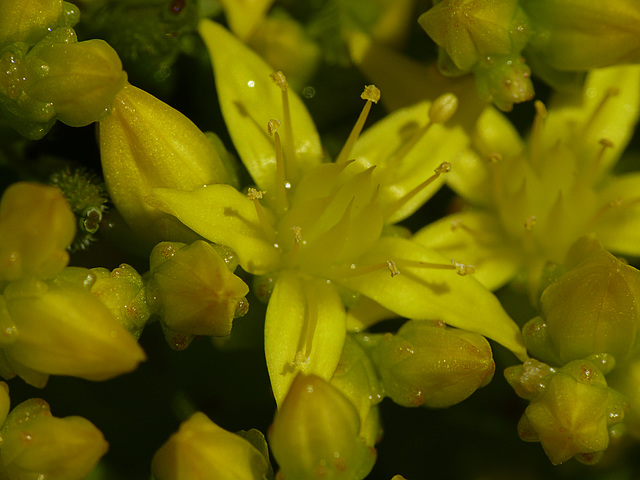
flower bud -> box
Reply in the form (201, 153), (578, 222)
(331, 336), (384, 447)
(24, 38), (128, 127)
(369, 320), (495, 408)
(419, 0), (530, 72)
(147, 241), (249, 350)
(99, 84), (235, 246)
(473, 54), (534, 112)
(268, 374), (376, 480)
(2, 278), (146, 386)
(0, 183), (75, 282)
(151, 412), (269, 480)
(523, 244), (640, 365)
(512, 359), (628, 465)
(523, 0), (640, 71)
(0, 398), (108, 480)
(0, 0), (63, 47)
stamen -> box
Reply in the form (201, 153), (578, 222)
(268, 119), (289, 213)
(586, 195), (640, 229)
(524, 215), (536, 231)
(270, 71), (297, 177)
(584, 138), (614, 183)
(339, 261), (398, 278)
(522, 215), (537, 254)
(335, 85), (380, 164)
(581, 87), (620, 137)
(384, 162), (451, 218)
(247, 188), (276, 242)
(529, 100), (547, 168)
(451, 259), (475, 276)
(394, 258), (459, 272)
(294, 280), (318, 366)
(387, 260), (400, 277)
(284, 226), (303, 268)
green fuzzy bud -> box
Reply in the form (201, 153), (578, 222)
(1, 277), (146, 387)
(0, 182), (76, 283)
(473, 54), (534, 111)
(268, 374), (376, 480)
(523, 0), (640, 71)
(148, 241), (249, 350)
(24, 36), (127, 127)
(152, 412), (269, 480)
(508, 359), (628, 465)
(369, 320), (495, 408)
(522, 243), (640, 366)
(0, 398), (108, 480)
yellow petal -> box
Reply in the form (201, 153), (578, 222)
(331, 236), (527, 360)
(199, 20), (323, 193)
(148, 185), (281, 275)
(265, 271), (346, 406)
(414, 211), (521, 290)
(218, 0), (275, 41)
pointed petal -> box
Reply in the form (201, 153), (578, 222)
(414, 211), (521, 290)
(351, 100), (470, 223)
(265, 271), (346, 406)
(147, 185), (281, 275)
(594, 172), (640, 256)
(198, 20), (323, 192)
(545, 65), (640, 175)
(330, 236), (527, 360)
(218, 0), (275, 41)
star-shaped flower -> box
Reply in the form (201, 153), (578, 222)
(147, 20), (526, 405)
(415, 65), (640, 298)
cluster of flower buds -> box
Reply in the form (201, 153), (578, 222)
(505, 357), (628, 465)
(419, 0), (640, 109)
(0, 382), (108, 480)
(506, 237), (640, 464)
(0, 0), (127, 138)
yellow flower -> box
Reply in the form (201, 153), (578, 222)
(147, 20), (526, 405)
(415, 65), (640, 298)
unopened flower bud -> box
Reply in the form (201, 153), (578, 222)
(331, 336), (384, 447)
(99, 84), (235, 246)
(2, 278), (146, 386)
(369, 320), (495, 408)
(147, 241), (249, 350)
(419, 0), (530, 72)
(0, 183), (75, 282)
(151, 412), (269, 480)
(268, 374), (376, 480)
(24, 38), (127, 127)
(0, 0), (64, 47)
(523, 244), (640, 365)
(473, 54), (534, 111)
(90, 264), (151, 338)
(523, 0), (640, 71)
(0, 398), (108, 480)
(512, 359), (628, 465)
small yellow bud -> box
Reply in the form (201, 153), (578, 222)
(99, 84), (234, 247)
(24, 38), (128, 127)
(268, 374), (376, 480)
(428, 93), (458, 124)
(370, 320), (494, 408)
(148, 241), (249, 349)
(90, 264), (151, 338)
(151, 412), (269, 480)
(0, 183), (75, 282)
(0, 398), (108, 480)
(523, 241), (640, 365)
(514, 359), (628, 465)
(2, 278), (146, 386)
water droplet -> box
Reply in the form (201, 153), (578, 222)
(303, 86), (316, 98)
(247, 80), (255, 88)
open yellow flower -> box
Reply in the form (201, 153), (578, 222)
(415, 65), (640, 298)
(147, 20), (526, 405)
